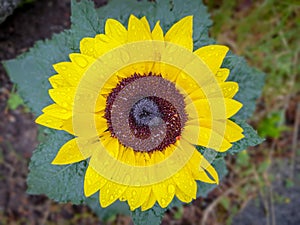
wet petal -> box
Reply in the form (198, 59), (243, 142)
(128, 15), (152, 41)
(123, 186), (151, 210)
(84, 165), (107, 197)
(152, 179), (176, 208)
(52, 138), (93, 165)
(42, 104), (72, 120)
(194, 45), (229, 74)
(173, 166), (197, 199)
(165, 16), (193, 51)
(141, 190), (156, 211)
(152, 21), (164, 41)
(105, 18), (127, 43)
(99, 181), (127, 208)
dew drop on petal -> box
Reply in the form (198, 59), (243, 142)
(168, 184), (175, 193)
(74, 56), (88, 68)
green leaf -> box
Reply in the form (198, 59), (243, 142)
(3, 31), (74, 116)
(131, 205), (167, 225)
(27, 129), (87, 204)
(7, 92), (24, 110)
(86, 196), (130, 221)
(70, 0), (102, 47)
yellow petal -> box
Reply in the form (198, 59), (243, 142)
(123, 186), (151, 210)
(79, 37), (96, 58)
(152, 179), (176, 208)
(120, 148), (136, 165)
(99, 181), (127, 208)
(224, 99), (243, 118)
(134, 152), (146, 166)
(94, 34), (122, 57)
(52, 138), (93, 165)
(69, 53), (94, 71)
(165, 16), (193, 51)
(188, 150), (216, 183)
(49, 74), (70, 88)
(221, 82), (239, 98)
(173, 166), (197, 199)
(52, 62), (81, 87)
(152, 21), (164, 41)
(175, 187), (193, 203)
(100, 134), (120, 159)
(84, 165), (107, 197)
(186, 98), (242, 120)
(35, 113), (64, 130)
(216, 68), (230, 82)
(199, 119), (244, 143)
(141, 190), (157, 211)
(225, 120), (245, 142)
(176, 71), (201, 95)
(187, 88), (206, 101)
(194, 45), (229, 74)
(182, 125), (232, 152)
(62, 117), (74, 135)
(42, 104), (72, 120)
(128, 14), (152, 42)
(105, 18), (127, 43)
(48, 87), (75, 110)
(188, 81), (238, 100)
(140, 16), (151, 32)
(199, 155), (219, 184)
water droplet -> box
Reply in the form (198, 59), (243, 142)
(168, 184), (175, 193)
(161, 198), (166, 205)
(74, 56), (88, 68)
(60, 66), (67, 71)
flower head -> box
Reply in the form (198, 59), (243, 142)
(36, 15), (244, 210)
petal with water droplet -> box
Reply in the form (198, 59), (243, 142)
(84, 165), (107, 197)
(128, 15), (152, 42)
(52, 138), (93, 165)
(194, 45), (229, 74)
(105, 18), (127, 43)
(165, 16), (193, 51)
(99, 181), (127, 208)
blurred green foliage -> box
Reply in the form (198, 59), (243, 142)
(257, 111), (288, 138)
(7, 85), (25, 110)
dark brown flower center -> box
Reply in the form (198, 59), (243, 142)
(104, 73), (186, 152)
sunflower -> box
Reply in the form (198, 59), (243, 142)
(36, 15), (244, 211)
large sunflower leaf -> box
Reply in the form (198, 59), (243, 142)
(86, 197), (130, 222)
(131, 205), (167, 225)
(27, 129), (87, 204)
(3, 31), (73, 116)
